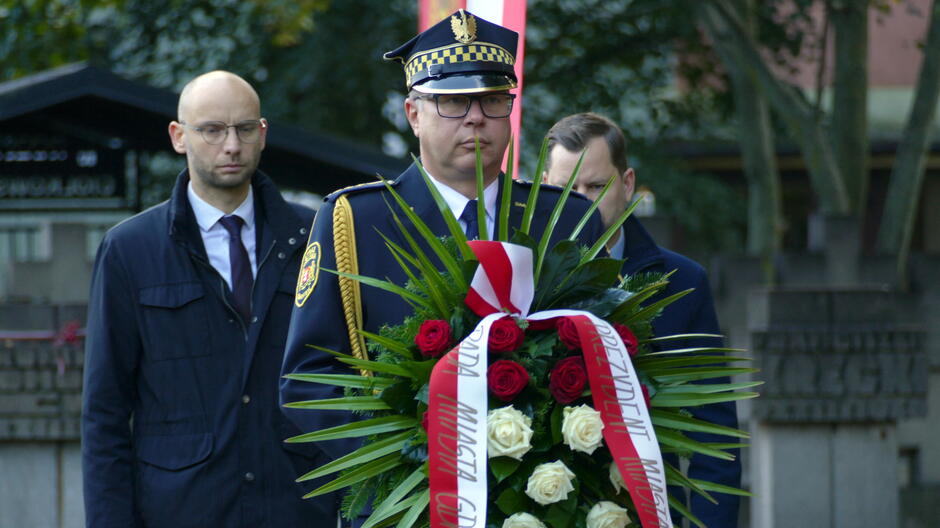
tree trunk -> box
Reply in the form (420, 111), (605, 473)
(704, 0), (851, 215)
(877, 0), (940, 281)
(829, 0), (870, 215)
(702, 0), (782, 278)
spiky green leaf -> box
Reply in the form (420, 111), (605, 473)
(302, 453), (403, 498)
(282, 373), (396, 390)
(286, 415), (417, 443)
(296, 430), (412, 482)
(284, 396), (392, 411)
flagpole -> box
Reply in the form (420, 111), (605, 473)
(419, 0), (528, 178)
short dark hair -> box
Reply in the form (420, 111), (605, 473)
(544, 112), (628, 175)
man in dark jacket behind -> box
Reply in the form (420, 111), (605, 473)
(543, 112), (742, 528)
(82, 71), (331, 527)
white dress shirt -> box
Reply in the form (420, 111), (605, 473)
(608, 226), (626, 260)
(426, 174), (499, 238)
(187, 182), (258, 290)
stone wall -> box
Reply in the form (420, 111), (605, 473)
(0, 303), (86, 527)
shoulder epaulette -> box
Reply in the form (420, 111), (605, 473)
(325, 180), (397, 202)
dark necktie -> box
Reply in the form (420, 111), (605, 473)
(219, 215), (253, 322)
(460, 199), (479, 240)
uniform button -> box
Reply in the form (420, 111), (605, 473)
(288, 237), (297, 245)
(228, 318), (234, 324)
(242, 394), (251, 404)
(251, 315), (258, 323)
(299, 227), (307, 235)
(277, 252), (286, 259)
(244, 472), (255, 482)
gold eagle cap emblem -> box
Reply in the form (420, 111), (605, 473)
(451, 9), (477, 44)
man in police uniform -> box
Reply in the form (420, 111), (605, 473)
(279, 11), (605, 454)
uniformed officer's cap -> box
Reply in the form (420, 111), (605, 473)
(384, 9), (518, 94)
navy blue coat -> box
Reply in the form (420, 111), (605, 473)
(280, 163), (605, 451)
(620, 215), (742, 528)
(82, 170), (333, 527)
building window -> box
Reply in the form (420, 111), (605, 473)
(0, 224), (50, 264)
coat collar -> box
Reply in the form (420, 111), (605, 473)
(168, 169), (304, 254)
(620, 215), (665, 274)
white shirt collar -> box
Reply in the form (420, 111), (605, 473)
(187, 181), (255, 232)
(426, 173), (499, 224)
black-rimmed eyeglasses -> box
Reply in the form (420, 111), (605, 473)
(182, 119), (266, 145)
(414, 93), (516, 119)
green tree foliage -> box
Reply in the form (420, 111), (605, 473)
(0, 0), (411, 148)
(701, 0), (940, 283)
(2, 0), (804, 256)
(522, 0), (753, 256)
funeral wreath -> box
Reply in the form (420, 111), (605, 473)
(284, 143), (759, 528)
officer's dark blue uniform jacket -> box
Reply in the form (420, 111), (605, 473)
(82, 170), (333, 527)
(280, 163), (605, 453)
(621, 215), (742, 528)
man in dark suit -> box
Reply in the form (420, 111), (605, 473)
(82, 71), (331, 527)
(280, 11), (604, 454)
(543, 112), (742, 528)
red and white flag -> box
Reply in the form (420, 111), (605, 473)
(418, 0), (528, 176)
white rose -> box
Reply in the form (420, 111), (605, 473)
(488, 406), (533, 460)
(609, 463), (625, 494)
(502, 512), (546, 528)
(525, 460), (576, 505)
(562, 405), (604, 454)
(586, 501), (631, 528)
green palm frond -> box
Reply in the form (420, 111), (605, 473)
(474, 137), (488, 241)
(382, 170), (470, 287)
(583, 195), (645, 263)
(519, 137), (550, 237)
(497, 138), (515, 241)
(534, 148), (585, 282)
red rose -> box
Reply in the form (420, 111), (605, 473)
(489, 316), (525, 353)
(415, 320), (453, 357)
(613, 323), (639, 357)
(557, 317), (581, 350)
(487, 360), (530, 401)
(549, 356), (588, 403)
(526, 318), (556, 331)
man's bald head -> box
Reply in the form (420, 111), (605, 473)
(177, 71), (261, 123)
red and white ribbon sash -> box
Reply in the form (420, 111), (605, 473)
(428, 242), (671, 528)
(428, 312), (503, 528)
(464, 241), (534, 318)
(529, 310), (672, 528)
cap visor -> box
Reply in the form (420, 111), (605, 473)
(413, 73), (517, 94)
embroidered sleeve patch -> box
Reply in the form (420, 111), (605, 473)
(295, 242), (321, 307)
